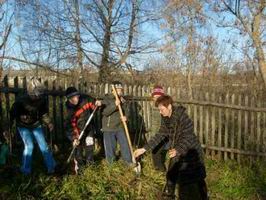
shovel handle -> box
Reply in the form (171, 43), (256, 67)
(111, 85), (136, 164)
(66, 106), (98, 163)
(67, 146), (77, 163)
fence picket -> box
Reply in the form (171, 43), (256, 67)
(205, 93), (210, 156)
(237, 95), (242, 163)
(211, 93), (216, 159)
(0, 77), (265, 161)
(231, 94), (235, 160)
(224, 93), (229, 161)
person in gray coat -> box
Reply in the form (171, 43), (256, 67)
(101, 81), (132, 164)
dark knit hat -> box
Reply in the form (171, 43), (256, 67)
(65, 87), (79, 99)
(151, 85), (165, 97)
(112, 81), (123, 89)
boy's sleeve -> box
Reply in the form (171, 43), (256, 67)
(71, 100), (95, 140)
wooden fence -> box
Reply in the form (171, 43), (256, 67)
(0, 75), (266, 163)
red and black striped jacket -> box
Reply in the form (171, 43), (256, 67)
(65, 94), (96, 140)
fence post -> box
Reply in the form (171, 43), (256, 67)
(244, 95), (249, 162)
(1, 77), (266, 161)
(128, 85), (132, 96)
(22, 76), (27, 89)
(211, 93), (216, 159)
(263, 110), (266, 161)
(99, 83), (104, 96)
(230, 94), (235, 160)
(14, 76), (19, 100)
(237, 94), (242, 163)
(104, 83), (109, 94)
(204, 92), (210, 156)
(250, 96), (255, 163)
(199, 93), (203, 145)
(193, 96), (198, 137)
(218, 95), (222, 160)
(13, 76), (20, 144)
(224, 93), (229, 161)
(143, 85), (149, 132)
(59, 86), (65, 149)
(52, 80), (58, 144)
(44, 80), (49, 115)
(256, 100), (261, 162)
(3, 76), (10, 120)
(124, 84), (128, 96)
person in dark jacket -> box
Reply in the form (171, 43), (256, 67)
(101, 81), (132, 164)
(65, 87), (101, 173)
(9, 78), (56, 175)
(134, 95), (208, 200)
(150, 85), (167, 171)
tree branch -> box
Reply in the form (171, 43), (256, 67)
(0, 56), (70, 76)
(0, 24), (12, 50)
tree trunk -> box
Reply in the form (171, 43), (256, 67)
(240, 0), (266, 89)
(74, 0), (84, 87)
(252, 29), (266, 89)
(98, 0), (114, 83)
(187, 66), (193, 100)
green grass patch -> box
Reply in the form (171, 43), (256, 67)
(0, 156), (265, 200)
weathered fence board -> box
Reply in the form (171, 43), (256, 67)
(237, 95), (242, 162)
(211, 93), (216, 159)
(218, 96), (222, 160)
(1, 76), (265, 163)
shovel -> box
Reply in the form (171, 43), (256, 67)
(67, 106), (98, 163)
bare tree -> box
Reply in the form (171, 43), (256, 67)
(10, 0), (160, 84)
(211, 0), (266, 89)
(83, 0), (158, 82)
(160, 0), (207, 99)
(0, 0), (13, 81)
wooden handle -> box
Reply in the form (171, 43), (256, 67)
(111, 85), (136, 164)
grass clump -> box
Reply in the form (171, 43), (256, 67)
(1, 156), (266, 199)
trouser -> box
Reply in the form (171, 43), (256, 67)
(94, 131), (105, 157)
(67, 130), (94, 174)
(163, 179), (208, 200)
(163, 161), (208, 200)
(74, 135), (94, 165)
(103, 130), (132, 164)
(17, 126), (56, 175)
(152, 141), (170, 171)
(178, 179), (208, 200)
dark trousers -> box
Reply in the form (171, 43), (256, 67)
(67, 131), (94, 168)
(103, 130), (132, 164)
(164, 162), (208, 200)
(152, 148), (167, 171)
(72, 135), (94, 174)
(74, 142), (94, 165)
(152, 141), (170, 171)
(178, 179), (208, 200)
